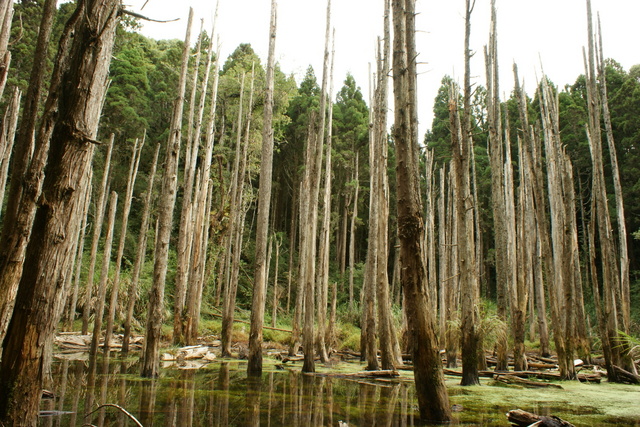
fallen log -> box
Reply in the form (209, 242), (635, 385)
(527, 362), (558, 370)
(494, 374), (563, 389)
(611, 365), (640, 384)
(506, 409), (574, 427)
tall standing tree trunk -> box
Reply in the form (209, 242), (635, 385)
(141, 8), (193, 378)
(123, 143), (160, 354)
(0, 0), (120, 423)
(392, 0), (451, 421)
(348, 153), (359, 310)
(0, 0), (73, 344)
(90, 191), (118, 357)
(0, 0), (13, 101)
(316, 31), (335, 364)
(457, 0), (480, 386)
(82, 135), (114, 334)
(0, 87), (20, 215)
(484, 1), (508, 372)
(104, 138), (143, 353)
(248, 0), (278, 376)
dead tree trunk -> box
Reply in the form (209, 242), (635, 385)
(0, 87), (20, 216)
(82, 135), (114, 334)
(248, 0), (278, 376)
(141, 8), (193, 378)
(392, 0), (451, 421)
(0, 0), (120, 422)
(348, 153), (359, 310)
(484, 2), (508, 372)
(0, 0), (77, 344)
(0, 0), (13, 100)
(104, 138), (143, 353)
(90, 191), (118, 357)
(123, 143), (160, 354)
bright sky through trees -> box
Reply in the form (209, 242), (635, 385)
(132, 0), (639, 136)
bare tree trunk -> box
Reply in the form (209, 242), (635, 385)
(82, 135), (114, 334)
(271, 234), (281, 328)
(0, 0), (120, 422)
(596, 15), (631, 338)
(0, 0), (74, 343)
(484, 2), (508, 372)
(0, 88), (20, 216)
(222, 67), (255, 356)
(65, 177), (92, 331)
(90, 191), (118, 357)
(438, 166), (447, 341)
(348, 153), (359, 310)
(174, 23), (210, 345)
(316, 31), (335, 364)
(0, 0), (13, 100)
(141, 8), (193, 378)
(457, 0), (480, 386)
(248, 0), (278, 375)
(104, 137), (143, 354)
(392, 0), (451, 421)
(123, 143), (160, 354)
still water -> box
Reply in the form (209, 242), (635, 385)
(39, 355), (640, 426)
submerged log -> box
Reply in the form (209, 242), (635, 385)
(506, 409), (575, 427)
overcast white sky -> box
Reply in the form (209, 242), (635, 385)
(128, 0), (639, 137)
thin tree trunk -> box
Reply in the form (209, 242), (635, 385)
(65, 176), (92, 331)
(123, 143), (160, 354)
(484, 2), (508, 372)
(457, 0), (480, 386)
(0, 88), (20, 217)
(0, 0), (120, 422)
(90, 191), (118, 357)
(348, 153), (359, 310)
(248, 0), (278, 375)
(392, 0), (451, 421)
(104, 137), (143, 354)
(141, 9), (193, 378)
(271, 234), (281, 328)
(0, 0), (13, 101)
(316, 30), (335, 364)
(82, 135), (114, 334)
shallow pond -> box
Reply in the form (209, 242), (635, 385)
(39, 355), (640, 426)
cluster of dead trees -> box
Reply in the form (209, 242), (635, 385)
(0, 0), (637, 425)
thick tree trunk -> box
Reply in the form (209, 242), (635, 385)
(0, 0), (120, 423)
(123, 143), (160, 354)
(392, 0), (451, 421)
(141, 8), (193, 378)
(0, 0), (73, 344)
(248, 0), (278, 376)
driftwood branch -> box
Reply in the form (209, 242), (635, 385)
(120, 9), (180, 23)
(84, 404), (143, 427)
(506, 409), (575, 427)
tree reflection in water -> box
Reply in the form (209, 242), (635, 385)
(43, 357), (420, 426)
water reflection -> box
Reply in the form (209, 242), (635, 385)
(40, 356), (639, 426)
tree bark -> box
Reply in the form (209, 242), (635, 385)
(0, 0), (120, 422)
(0, 87), (21, 218)
(392, 0), (451, 421)
(248, 0), (278, 376)
(0, 0), (71, 344)
(0, 0), (13, 101)
(141, 8), (193, 378)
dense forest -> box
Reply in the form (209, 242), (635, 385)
(0, 0), (638, 425)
